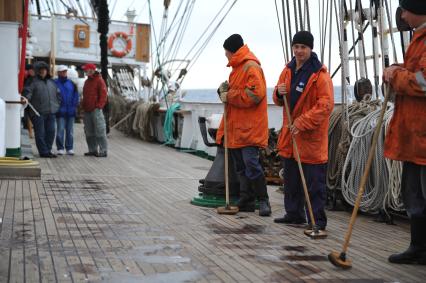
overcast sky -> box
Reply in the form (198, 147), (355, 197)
(109, 0), (303, 89)
(109, 0), (402, 90)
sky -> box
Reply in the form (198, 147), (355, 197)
(42, 0), (402, 90)
(109, 0), (309, 89)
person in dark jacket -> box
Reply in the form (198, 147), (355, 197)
(81, 63), (108, 157)
(55, 65), (79, 155)
(23, 61), (61, 158)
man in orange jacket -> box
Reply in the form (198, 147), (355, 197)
(383, 0), (426, 265)
(216, 34), (271, 216)
(272, 31), (333, 230)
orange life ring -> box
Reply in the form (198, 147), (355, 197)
(108, 31), (132, 58)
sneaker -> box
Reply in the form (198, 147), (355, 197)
(48, 152), (57, 158)
(84, 152), (97, 156)
(66, 150), (74, 155)
(57, 149), (65, 155)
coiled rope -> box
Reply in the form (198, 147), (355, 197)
(340, 103), (398, 213)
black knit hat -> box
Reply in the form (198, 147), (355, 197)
(399, 0), (426, 15)
(292, 31), (314, 49)
(223, 34), (244, 53)
(400, 0), (426, 15)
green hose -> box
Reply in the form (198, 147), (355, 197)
(163, 103), (181, 145)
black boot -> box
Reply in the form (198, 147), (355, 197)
(252, 175), (271, 217)
(388, 218), (426, 265)
(236, 175), (255, 212)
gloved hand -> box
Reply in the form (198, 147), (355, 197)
(218, 81), (229, 94)
(219, 91), (228, 103)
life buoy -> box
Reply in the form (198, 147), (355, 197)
(108, 31), (132, 58)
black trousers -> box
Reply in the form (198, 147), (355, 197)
(401, 162), (426, 219)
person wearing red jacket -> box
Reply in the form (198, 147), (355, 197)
(81, 63), (108, 157)
(383, 0), (426, 265)
(272, 31), (334, 231)
(216, 34), (271, 216)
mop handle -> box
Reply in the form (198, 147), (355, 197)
(282, 96), (317, 228)
(341, 83), (390, 253)
(223, 103), (230, 206)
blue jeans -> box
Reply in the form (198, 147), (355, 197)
(56, 116), (75, 151)
(282, 158), (328, 229)
(31, 113), (56, 155)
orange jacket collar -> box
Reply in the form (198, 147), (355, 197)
(227, 45), (261, 68)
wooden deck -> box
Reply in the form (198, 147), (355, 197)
(0, 124), (425, 282)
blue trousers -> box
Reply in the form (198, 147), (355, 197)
(401, 162), (426, 219)
(229, 147), (263, 180)
(56, 116), (75, 151)
(282, 158), (328, 229)
(31, 113), (56, 155)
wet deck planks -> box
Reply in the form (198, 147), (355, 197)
(0, 124), (425, 283)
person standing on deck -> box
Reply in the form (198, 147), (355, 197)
(216, 34), (271, 216)
(383, 0), (426, 265)
(54, 65), (79, 156)
(272, 31), (334, 230)
(23, 61), (61, 158)
(81, 63), (108, 157)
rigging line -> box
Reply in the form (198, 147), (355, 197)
(383, 0), (398, 63)
(162, 0), (190, 67)
(331, 22), (370, 79)
(285, 0), (293, 57)
(74, 0), (86, 17)
(156, 0), (185, 50)
(147, 0), (162, 80)
(369, 0), (380, 99)
(281, 0), (290, 61)
(328, 0), (333, 72)
(183, 0), (238, 78)
(293, 0), (299, 32)
(178, 0), (229, 66)
(274, 0), (286, 62)
(348, 0), (360, 82)
(304, 0), (311, 31)
(297, 0), (303, 30)
(170, 0), (232, 74)
(45, 0), (53, 15)
(35, 0), (42, 18)
(165, 0), (194, 63)
(321, 0), (330, 63)
(167, 0), (196, 71)
(356, 0), (369, 78)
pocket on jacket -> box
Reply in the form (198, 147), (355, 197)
(235, 123), (253, 144)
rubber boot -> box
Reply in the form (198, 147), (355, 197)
(236, 175), (255, 212)
(388, 218), (426, 265)
(252, 175), (271, 217)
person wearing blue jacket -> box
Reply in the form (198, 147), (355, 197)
(55, 65), (79, 155)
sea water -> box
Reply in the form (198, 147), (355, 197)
(183, 86), (354, 104)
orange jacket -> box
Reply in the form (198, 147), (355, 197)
(273, 64), (334, 164)
(216, 45), (268, 148)
(384, 26), (426, 165)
